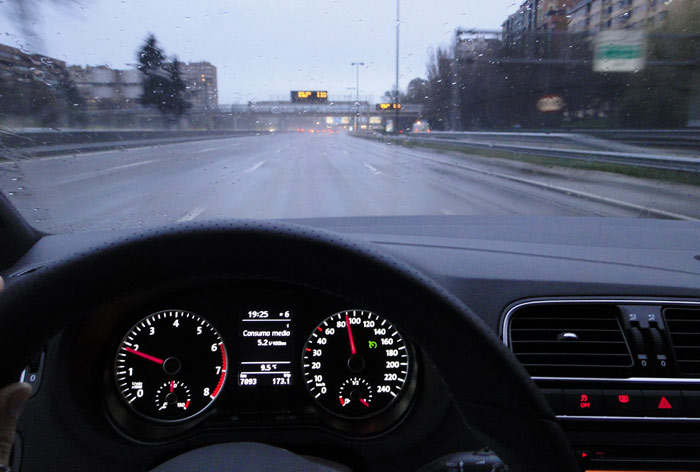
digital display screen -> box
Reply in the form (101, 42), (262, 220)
(376, 103), (401, 110)
(291, 90), (328, 103)
(238, 309), (294, 388)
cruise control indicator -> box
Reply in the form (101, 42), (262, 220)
(302, 310), (410, 418)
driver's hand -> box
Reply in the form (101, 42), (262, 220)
(0, 276), (33, 467)
(0, 382), (31, 467)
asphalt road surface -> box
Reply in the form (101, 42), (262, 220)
(1, 133), (698, 233)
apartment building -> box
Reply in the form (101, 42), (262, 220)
(569, 0), (680, 33)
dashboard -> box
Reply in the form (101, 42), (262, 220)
(2, 214), (700, 471)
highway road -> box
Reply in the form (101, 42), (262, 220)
(1, 132), (699, 233)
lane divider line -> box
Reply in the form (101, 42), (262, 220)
(177, 206), (206, 223)
(246, 160), (266, 173)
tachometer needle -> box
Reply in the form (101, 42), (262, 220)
(170, 380), (174, 393)
(360, 399), (370, 407)
(345, 313), (357, 355)
(124, 346), (164, 364)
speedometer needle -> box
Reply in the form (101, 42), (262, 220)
(124, 346), (164, 364)
(345, 314), (357, 355)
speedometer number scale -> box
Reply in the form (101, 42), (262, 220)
(302, 310), (409, 418)
(114, 310), (228, 422)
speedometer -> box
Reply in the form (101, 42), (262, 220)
(302, 310), (411, 418)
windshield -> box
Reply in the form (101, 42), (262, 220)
(0, 0), (698, 233)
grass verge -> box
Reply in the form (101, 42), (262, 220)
(358, 135), (700, 187)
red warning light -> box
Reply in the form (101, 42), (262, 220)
(618, 394), (630, 404)
(658, 396), (673, 409)
(579, 393), (591, 409)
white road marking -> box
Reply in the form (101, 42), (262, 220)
(177, 206), (206, 222)
(198, 143), (240, 153)
(108, 159), (157, 171)
(246, 160), (266, 173)
(364, 163), (381, 175)
(440, 209), (456, 215)
(396, 149), (700, 222)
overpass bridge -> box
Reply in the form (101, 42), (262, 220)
(218, 101), (424, 132)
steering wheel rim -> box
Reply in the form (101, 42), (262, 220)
(0, 220), (577, 472)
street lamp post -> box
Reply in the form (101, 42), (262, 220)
(395, 0), (400, 134)
(351, 62), (364, 132)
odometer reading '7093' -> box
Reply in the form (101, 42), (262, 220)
(302, 310), (410, 419)
(114, 310), (228, 422)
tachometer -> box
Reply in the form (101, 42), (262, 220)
(302, 310), (410, 418)
(114, 310), (227, 422)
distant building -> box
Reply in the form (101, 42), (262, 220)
(67, 60), (218, 111)
(0, 43), (67, 90)
(503, 0), (539, 42)
(67, 65), (141, 110)
(179, 62), (218, 110)
(536, 0), (576, 31)
(569, 0), (681, 34)
(455, 35), (502, 60)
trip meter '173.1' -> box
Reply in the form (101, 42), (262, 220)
(302, 310), (411, 419)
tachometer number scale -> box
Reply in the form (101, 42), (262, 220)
(114, 310), (228, 422)
(302, 310), (409, 418)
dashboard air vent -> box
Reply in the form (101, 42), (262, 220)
(508, 304), (633, 377)
(664, 307), (700, 375)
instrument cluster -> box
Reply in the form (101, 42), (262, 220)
(100, 283), (418, 439)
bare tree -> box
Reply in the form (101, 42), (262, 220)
(3, 0), (80, 52)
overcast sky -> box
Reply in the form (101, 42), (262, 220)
(0, 0), (518, 104)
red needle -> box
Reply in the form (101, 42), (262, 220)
(360, 399), (370, 407)
(124, 346), (164, 364)
(345, 314), (357, 355)
(170, 381), (174, 393)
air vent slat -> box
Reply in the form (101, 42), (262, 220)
(507, 303), (633, 377)
(665, 308), (700, 376)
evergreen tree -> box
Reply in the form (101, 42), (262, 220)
(165, 58), (191, 119)
(136, 34), (191, 121)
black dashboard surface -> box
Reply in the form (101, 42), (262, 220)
(4, 215), (700, 471)
(8, 215), (699, 333)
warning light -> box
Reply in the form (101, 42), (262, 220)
(658, 396), (673, 409)
(579, 452), (588, 458)
(579, 393), (591, 409)
(618, 394), (630, 404)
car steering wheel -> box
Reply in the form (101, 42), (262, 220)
(0, 221), (578, 472)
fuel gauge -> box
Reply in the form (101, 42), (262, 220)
(338, 377), (373, 415)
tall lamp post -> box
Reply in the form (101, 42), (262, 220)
(351, 62), (364, 132)
(394, 0), (400, 134)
